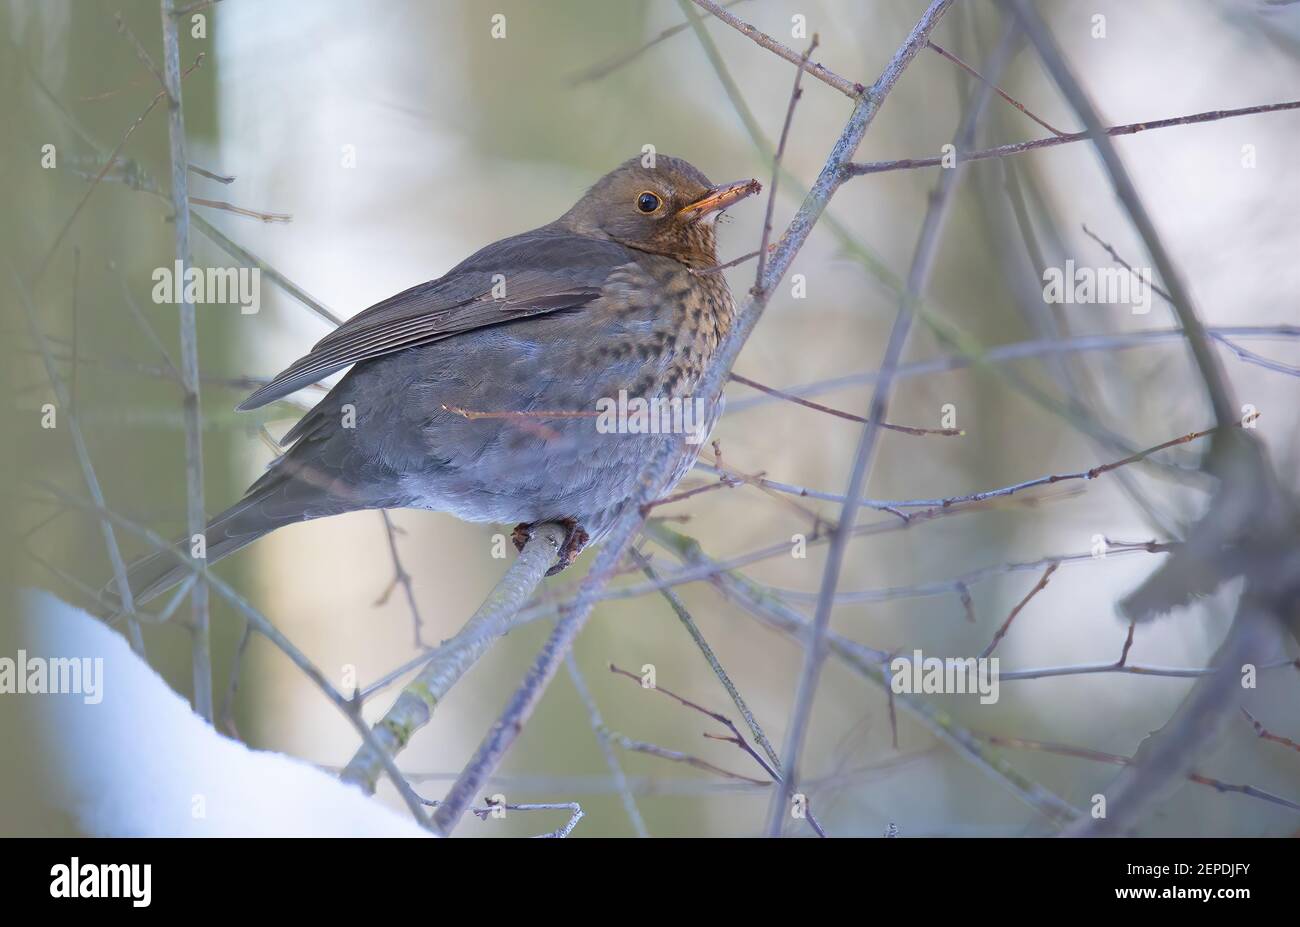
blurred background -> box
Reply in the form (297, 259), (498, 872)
(3, 0), (1298, 837)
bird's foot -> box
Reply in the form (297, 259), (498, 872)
(512, 518), (590, 575)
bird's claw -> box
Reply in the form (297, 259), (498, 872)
(512, 518), (589, 575)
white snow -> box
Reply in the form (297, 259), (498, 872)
(20, 590), (429, 837)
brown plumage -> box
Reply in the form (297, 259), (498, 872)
(116, 155), (758, 603)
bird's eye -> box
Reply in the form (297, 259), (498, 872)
(636, 191), (662, 214)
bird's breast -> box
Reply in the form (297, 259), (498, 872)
(593, 259), (735, 400)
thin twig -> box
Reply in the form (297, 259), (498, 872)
(569, 0), (751, 84)
(190, 197), (292, 223)
(997, 657), (1296, 683)
(1082, 224), (1300, 379)
(396, 761), (924, 796)
(564, 653), (649, 837)
(764, 542), (1169, 608)
(702, 418), (1230, 513)
(70, 249), (80, 414)
(925, 39), (1068, 136)
(845, 101), (1300, 177)
(22, 544), (142, 622)
(161, 0), (212, 722)
(979, 562), (1059, 658)
(607, 663), (830, 836)
(374, 511), (428, 649)
(10, 263), (145, 656)
(729, 372), (962, 435)
(689, 248), (761, 276)
(726, 326), (1300, 418)
(984, 734), (1300, 815)
(638, 477), (737, 515)
(114, 12), (172, 103)
(630, 549), (781, 771)
(418, 797), (584, 838)
(31, 51), (205, 282)
(1117, 619), (1137, 666)
(1241, 709), (1300, 754)
(679, 0), (1134, 460)
(218, 620), (252, 737)
(170, 0), (222, 16)
(687, 0), (863, 98)
(188, 162), (234, 184)
(606, 731), (769, 786)
(116, 268), (182, 381)
(755, 36), (817, 290)
(1080, 223), (1172, 302)
(192, 213), (340, 326)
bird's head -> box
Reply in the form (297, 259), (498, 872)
(559, 155), (760, 266)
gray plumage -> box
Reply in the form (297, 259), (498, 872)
(117, 156), (757, 604)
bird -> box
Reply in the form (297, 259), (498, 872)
(117, 155), (760, 605)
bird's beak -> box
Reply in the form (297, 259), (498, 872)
(677, 178), (762, 223)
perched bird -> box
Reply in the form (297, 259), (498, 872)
(119, 155), (759, 604)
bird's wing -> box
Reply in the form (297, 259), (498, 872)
(237, 229), (632, 411)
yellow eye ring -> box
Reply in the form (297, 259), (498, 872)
(636, 191), (662, 213)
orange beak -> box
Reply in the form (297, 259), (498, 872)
(677, 178), (762, 223)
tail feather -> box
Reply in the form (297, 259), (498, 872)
(107, 388), (395, 609)
(110, 492), (279, 607)
(111, 462), (390, 608)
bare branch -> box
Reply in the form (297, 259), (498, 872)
(12, 264), (146, 656)
(846, 100), (1300, 177)
(767, 2), (987, 836)
(339, 524), (565, 796)
(755, 36), (817, 289)
(979, 562), (1059, 658)
(569, 0), (751, 85)
(1016, 1), (1260, 426)
(689, 248), (762, 276)
(686, 0), (863, 98)
(925, 39), (1067, 136)
(607, 663), (825, 835)
(985, 733), (1300, 815)
(189, 196), (291, 223)
(373, 511), (427, 649)
(630, 549), (780, 771)
(114, 12), (171, 102)
(729, 372), (962, 436)
(31, 52), (205, 282)
(725, 325), (1300, 419)
(643, 522), (1081, 826)
(563, 654), (648, 837)
(1241, 709), (1300, 755)
(160, 0), (212, 722)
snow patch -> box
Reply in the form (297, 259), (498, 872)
(20, 590), (428, 837)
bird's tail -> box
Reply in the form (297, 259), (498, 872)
(107, 452), (373, 609)
(108, 490), (282, 607)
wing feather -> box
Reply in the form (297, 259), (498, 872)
(237, 228), (631, 410)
